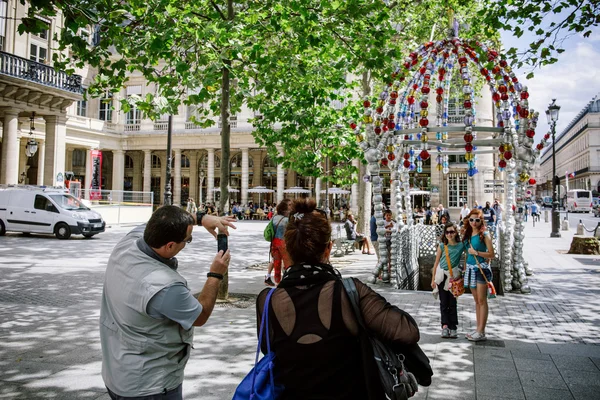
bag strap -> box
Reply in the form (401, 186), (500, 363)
(469, 243), (491, 285)
(252, 288), (276, 393)
(443, 244), (454, 277)
(341, 278), (367, 331)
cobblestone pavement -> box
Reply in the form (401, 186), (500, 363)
(0, 220), (599, 399)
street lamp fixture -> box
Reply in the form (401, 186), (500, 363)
(547, 98), (561, 238)
(25, 112), (38, 158)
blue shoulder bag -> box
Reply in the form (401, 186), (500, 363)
(233, 288), (284, 400)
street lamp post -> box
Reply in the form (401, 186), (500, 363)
(164, 115), (173, 206)
(546, 99), (561, 238)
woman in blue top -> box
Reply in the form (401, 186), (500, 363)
(431, 222), (465, 339)
(462, 208), (495, 342)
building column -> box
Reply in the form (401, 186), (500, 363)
(36, 140), (45, 185)
(351, 159), (360, 215)
(112, 150), (125, 199)
(241, 148), (249, 206)
(84, 148), (93, 200)
(252, 151), (262, 204)
(174, 149), (182, 206)
(132, 152), (143, 192)
(0, 110), (20, 184)
(43, 115), (67, 187)
(287, 170), (296, 188)
(276, 165), (284, 203)
(189, 152), (198, 205)
(143, 150), (152, 203)
(18, 139), (27, 184)
(315, 178), (322, 207)
(207, 148), (215, 203)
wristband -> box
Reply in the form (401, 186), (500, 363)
(207, 272), (224, 280)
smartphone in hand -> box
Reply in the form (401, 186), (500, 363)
(217, 232), (228, 253)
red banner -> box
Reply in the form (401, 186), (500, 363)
(90, 150), (102, 200)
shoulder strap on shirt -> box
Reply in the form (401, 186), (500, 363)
(443, 244), (453, 276)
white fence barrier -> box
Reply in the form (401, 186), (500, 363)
(78, 189), (154, 225)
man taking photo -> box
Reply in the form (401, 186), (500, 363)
(100, 206), (236, 399)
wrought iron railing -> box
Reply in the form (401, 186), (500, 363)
(0, 51), (83, 94)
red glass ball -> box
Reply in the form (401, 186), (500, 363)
(421, 87), (430, 94)
(537, 143), (544, 150)
(499, 159), (507, 168)
(381, 158), (388, 166)
(499, 60), (508, 67)
(407, 97), (415, 105)
(403, 160), (411, 168)
(504, 151), (513, 160)
(492, 92), (501, 102)
(499, 85), (507, 94)
(376, 106), (384, 114)
(403, 153), (410, 160)
(526, 129), (535, 138)
(419, 66), (426, 74)
(501, 93), (509, 101)
(520, 92), (529, 99)
(419, 118), (429, 127)
(438, 67), (446, 75)
(420, 100), (428, 109)
(436, 87), (444, 95)
(499, 145), (505, 153)
(420, 150), (430, 160)
(492, 66), (501, 75)
(388, 153), (396, 161)
(388, 121), (396, 129)
(544, 133), (550, 140)
(363, 100), (371, 108)
(403, 62), (411, 69)
(349, 122), (357, 129)
(390, 99), (397, 105)
(464, 133), (474, 143)
(464, 100), (472, 109)
(519, 108), (529, 118)
(480, 68), (488, 76)
(390, 91), (399, 99)
(374, 127), (382, 135)
(465, 143), (473, 152)
(458, 56), (467, 64)
(436, 95), (443, 103)
(529, 178), (536, 185)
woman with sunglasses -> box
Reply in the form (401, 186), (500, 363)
(254, 198), (432, 399)
(462, 209), (495, 342)
(431, 222), (464, 339)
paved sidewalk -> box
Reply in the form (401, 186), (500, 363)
(0, 220), (599, 399)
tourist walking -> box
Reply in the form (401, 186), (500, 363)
(254, 198), (432, 399)
(265, 199), (292, 286)
(431, 222), (465, 339)
(462, 209), (495, 342)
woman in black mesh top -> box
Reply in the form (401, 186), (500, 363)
(255, 198), (432, 400)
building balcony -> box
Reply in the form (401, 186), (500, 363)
(0, 51), (83, 94)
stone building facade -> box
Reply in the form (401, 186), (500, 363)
(537, 96), (600, 197)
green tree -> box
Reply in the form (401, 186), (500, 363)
(477, 0), (600, 76)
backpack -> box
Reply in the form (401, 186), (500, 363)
(264, 220), (275, 242)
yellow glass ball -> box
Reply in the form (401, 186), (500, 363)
(465, 152), (474, 161)
(378, 100), (385, 107)
(387, 145), (395, 152)
(363, 115), (373, 123)
(421, 134), (428, 142)
(420, 110), (428, 117)
(504, 66), (512, 73)
(463, 93), (471, 100)
(442, 133), (448, 140)
(436, 163), (443, 171)
(357, 134), (364, 142)
(463, 79), (469, 85)
(374, 120), (381, 127)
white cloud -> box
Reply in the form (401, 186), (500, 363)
(501, 27), (600, 142)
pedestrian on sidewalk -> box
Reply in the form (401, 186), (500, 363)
(265, 199), (292, 286)
(100, 206), (236, 400)
(254, 198), (432, 399)
(431, 222), (465, 339)
(462, 209), (495, 342)
(369, 208), (380, 262)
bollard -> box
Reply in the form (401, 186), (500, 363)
(544, 209), (549, 223)
(576, 220), (584, 236)
(561, 218), (569, 231)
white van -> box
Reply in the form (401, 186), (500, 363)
(566, 189), (593, 213)
(0, 185), (105, 239)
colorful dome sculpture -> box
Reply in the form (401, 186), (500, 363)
(353, 23), (550, 294)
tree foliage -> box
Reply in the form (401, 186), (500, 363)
(476, 0), (600, 76)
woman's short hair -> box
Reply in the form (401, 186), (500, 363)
(285, 198), (331, 265)
(144, 205), (195, 248)
(276, 198), (292, 215)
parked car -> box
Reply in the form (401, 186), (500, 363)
(0, 185), (105, 239)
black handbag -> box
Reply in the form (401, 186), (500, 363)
(341, 278), (432, 400)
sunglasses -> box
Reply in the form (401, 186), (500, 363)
(469, 218), (481, 223)
(445, 230), (456, 235)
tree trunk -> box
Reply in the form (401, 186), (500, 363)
(217, 0), (234, 301)
(568, 236), (600, 255)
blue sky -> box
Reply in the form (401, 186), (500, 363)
(501, 25), (600, 142)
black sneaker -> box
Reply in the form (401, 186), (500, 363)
(264, 276), (275, 287)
